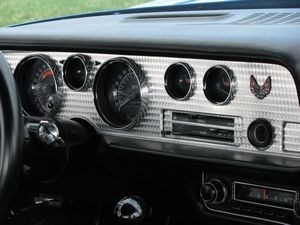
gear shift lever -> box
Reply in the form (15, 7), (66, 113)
(114, 196), (150, 224)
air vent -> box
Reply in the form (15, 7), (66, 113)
(162, 111), (242, 145)
(127, 13), (227, 19)
(232, 12), (300, 25)
(123, 12), (230, 23)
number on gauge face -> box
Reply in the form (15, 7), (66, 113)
(93, 58), (144, 129)
(115, 67), (141, 121)
(15, 55), (63, 117)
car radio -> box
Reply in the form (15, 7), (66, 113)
(200, 172), (300, 225)
(234, 182), (296, 210)
(161, 111), (241, 145)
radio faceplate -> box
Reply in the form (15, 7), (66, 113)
(234, 182), (297, 210)
(201, 172), (299, 225)
(162, 111), (241, 145)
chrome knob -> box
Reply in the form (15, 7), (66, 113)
(38, 120), (64, 146)
(200, 179), (227, 204)
(114, 196), (148, 223)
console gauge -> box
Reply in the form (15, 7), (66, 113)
(15, 54), (64, 117)
(93, 57), (148, 130)
(203, 65), (235, 105)
(63, 54), (93, 91)
(164, 62), (195, 100)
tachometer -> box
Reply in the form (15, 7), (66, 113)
(15, 55), (64, 117)
(93, 57), (148, 129)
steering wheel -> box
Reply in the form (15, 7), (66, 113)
(0, 53), (23, 222)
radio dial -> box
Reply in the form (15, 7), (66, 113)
(200, 179), (228, 204)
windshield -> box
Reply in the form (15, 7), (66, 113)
(0, 0), (152, 27)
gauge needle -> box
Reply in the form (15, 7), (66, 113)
(219, 88), (229, 95)
(118, 91), (139, 111)
(118, 98), (131, 111)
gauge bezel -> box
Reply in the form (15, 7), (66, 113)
(63, 54), (92, 91)
(203, 65), (235, 105)
(14, 54), (63, 117)
(164, 62), (195, 101)
(93, 57), (148, 130)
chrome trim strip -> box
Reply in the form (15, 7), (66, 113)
(170, 120), (235, 131)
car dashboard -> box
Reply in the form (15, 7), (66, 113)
(4, 50), (300, 159)
(1, 5), (300, 225)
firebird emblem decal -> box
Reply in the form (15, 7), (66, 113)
(250, 75), (271, 99)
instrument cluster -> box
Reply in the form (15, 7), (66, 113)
(13, 53), (238, 129)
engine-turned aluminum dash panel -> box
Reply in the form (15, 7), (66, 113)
(3, 50), (300, 158)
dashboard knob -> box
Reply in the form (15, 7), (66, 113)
(38, 120), (64, 146)
(114, 196), (149, 224)
(200, 179), (228, 204)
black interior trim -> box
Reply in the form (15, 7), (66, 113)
(0, 53), (23, 223)
(105, 136), (300, 173)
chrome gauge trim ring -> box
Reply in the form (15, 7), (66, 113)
(164, 62), (195, 101)
(93, 57), (148, 130)
(203, 65), (235, 105)
(63, 54), (93, 91)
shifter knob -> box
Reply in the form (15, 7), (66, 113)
(200, 179), (227, 204)
(114, 196), (149, 224)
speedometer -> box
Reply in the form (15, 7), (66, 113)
(15, 55), (64, 117)
(93, 57), (148, 130)
(117, 71), (141, 119)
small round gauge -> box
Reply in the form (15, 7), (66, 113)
(164, 62), (195, 100)
(203, 65), (235, 105)
(93, 57), (147, 129)
(63, 54), (92, 91)
(15, 55), (64, 117)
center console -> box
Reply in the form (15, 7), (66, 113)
(200, 172), (300, 225)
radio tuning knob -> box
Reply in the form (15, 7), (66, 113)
(200, 179), (228, 204)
